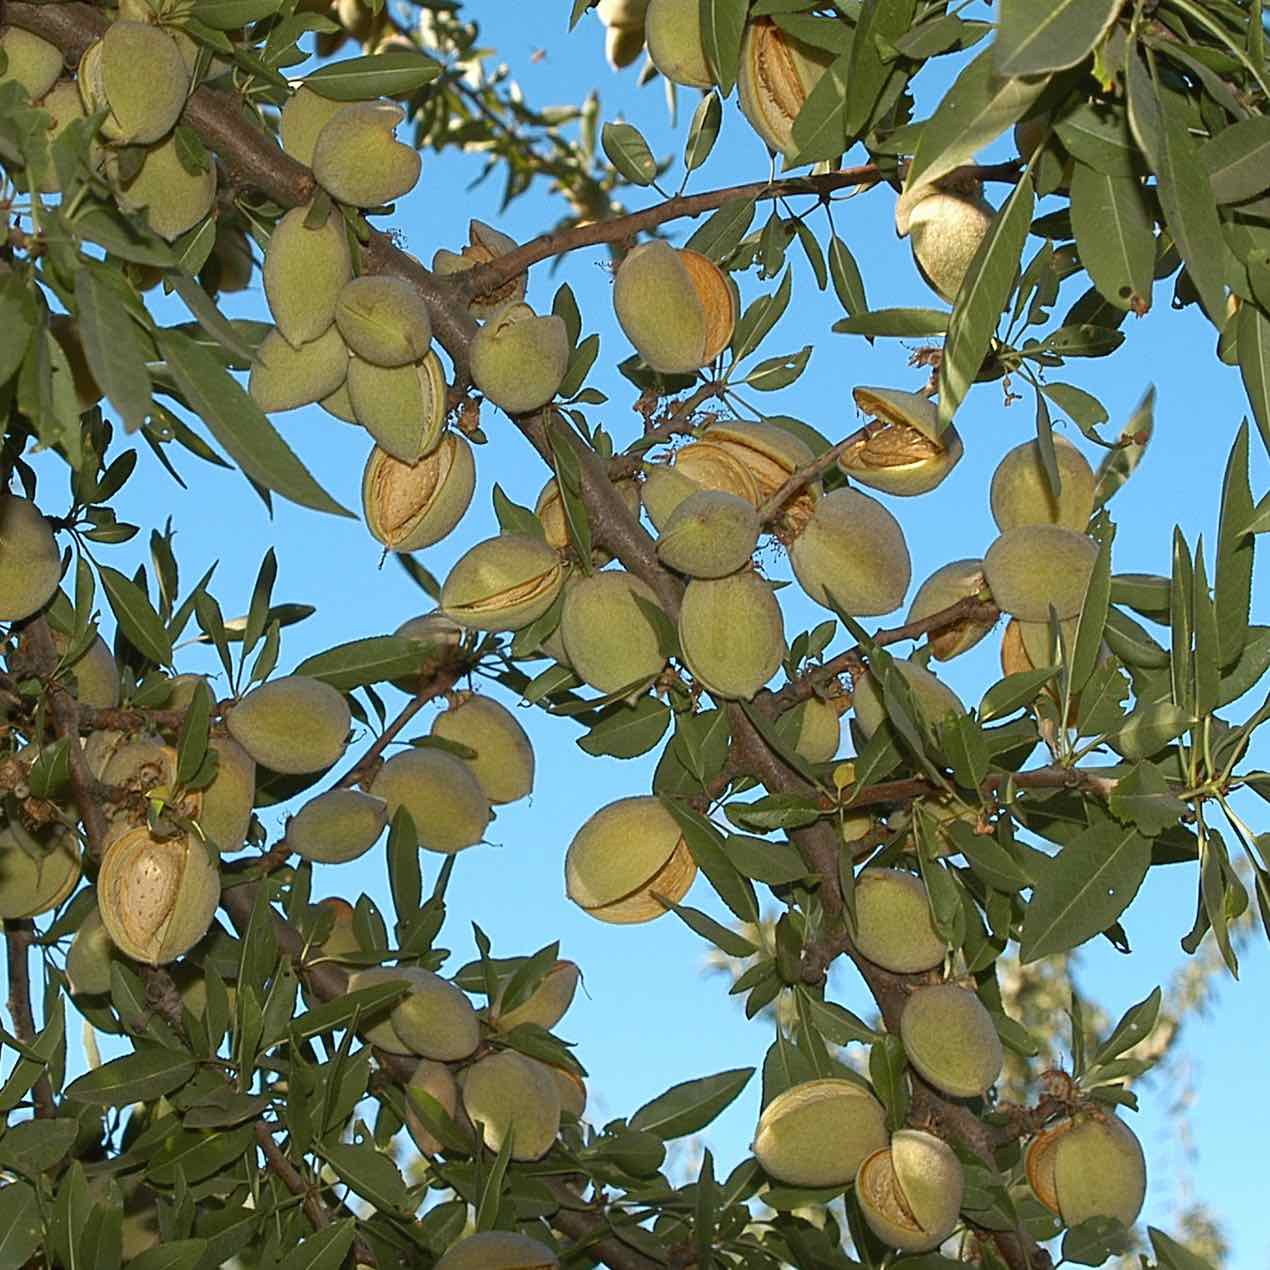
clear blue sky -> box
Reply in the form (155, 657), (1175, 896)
(13, 2), (1270, 1265)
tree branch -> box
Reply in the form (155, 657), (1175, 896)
(461, 161), (1025, 299)
(3, 919), (54, 1118)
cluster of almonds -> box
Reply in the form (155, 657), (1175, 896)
(750, 870), (1146, 1252)
(591, 0), (996, 300)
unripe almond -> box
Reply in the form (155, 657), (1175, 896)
(404, 1060), (472, 1156)
(852, 660), (966, 739)
(737, 18), (834, 159)
(347, 349), (446, 462)
(461, 1050), (562, 1161)
(279, 85), (346, 166)
(679, 570), (784, 700)
(0, 495), (61, 622)
(839, 387), (963, 496)
(105, 133), (217, 242)
(441, 533), (565, 632)
(753, 1078), (888, 1188)
(66, 904), (120, 995)
(983, 526), (1099, 622)
(657, 489), (760, 578)
(431, 692), (534, 805)
(200, 736), (256, 853)
(79, 22), (189, 144)
(287, 788), (388, 863)
(853, 870), (945, 973)
(856, 1129), (965, 1252)
(605, 23), (644, 69)
(390, 969), (481, 1060)
(704, 420), (816, 504)
(431, 220), (527, 319)
(248, 326), (348, 414)
(263, 203), (352, 347)
(493, 960), (579, 1033)
(560, 570), (668, 694)
(0, 821), (81, 920)
(566, 795), (696, 923)
(97, 828), (219, 965)
(1026, 1113), (1146, 1229)
(790, 488), (910, 615)
(436, 1231), (559, 1270)
(640, 462), (699, 530)
(362, 433), (475, 553)
(899, 983), (1003, 1098)
(907, 185), (996, 302)
(370, 748), (492, 853)
(54, 630), (120, 708)
(645, 0), (712, 87)
(780, 696), (840, 764)
(335, 275), (432, 367)
(226, 675), (350, 774)
(905, 560), (992, 661)
(320, 380), (357, 423)
(390, 611), (472, 694)
(311, 101), (420, 206)
(613, 241), (736, 374)
(990, 436), (1096, 532)
(470, 302), (570, 415)
(548, 1062), (587, 1118)
(1, 27), (64, 100)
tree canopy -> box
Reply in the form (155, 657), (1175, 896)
(0, 1), (1267, 1269)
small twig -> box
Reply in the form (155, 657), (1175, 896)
(757, 426), (869, 523)
(4, 919), (54, 1118)
(609, 381), (727, 478)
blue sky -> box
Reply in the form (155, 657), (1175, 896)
(12, 2), (1270, 1265)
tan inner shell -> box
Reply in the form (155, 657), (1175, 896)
(678, 250), (736, 362)
(675, 443), (761, 504)
(843, 421), (942, 471)
(370, 443), (449, 545)
(459, 568), (559, 615)
(1024, 1126), (1063, 1214)
(858, 1148), (923, 1232)
(116, 837), (183, 947)
(588, 838), (697, 922)
(751, 19), (806, 124)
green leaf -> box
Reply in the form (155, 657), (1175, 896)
(788, 48), (849, 164)
(841, 0), (918, 142)
(124, 1241), (208, 1270)
(1200, 116), (1270, 204)
(157, 329), (352, 518)
(1107, 763), (1186, 836)
(629, 1067), (754, 1140)
(302, 51), (440, 100)
(684, 195), (757, 260)
(320, 1141), (411, 1215)
(1142, 65), (1227, 324)
(700, 0), (747, 97)
(724, 834), (809, 886)
(1216, 421), (1255, 668)
(601, 121), (656, 186)
(293, 636), (423, 691)
(1238, 301), (1270, 455)
(1114, 700), (1191, 758)
(276, 1220), (357, 1270)
(1067, 534), (1112, 696)
(192, 0), (281, 29)
(74, 269), (152, 432)
(1089, 987), (1161, 1068)
(833, 307), (948, 337)
(995, 0), (1119, 76)
(1069, 164), (1154, 313)
(664, 800), (759, 923)
(745, 345), (812, 391)
(1055, 102), (1139, 177)
(99, 566), (173, 667)
(65, 1046), (196, 1105)
(978, 668), (1058, 721)
(1019, 819), (1151, 961)
(905, 46), (1048, 196)
(0, 1183), (42, 1270)
(1149, 1228), (1219, 1270)
(0, 274), (37, 386)
(937, 174), (1035, 430)
(577, 698), (671, 759)
(868, 1034), (909, 1130)
(828, 235), (868, 317)
(657, 897), (757, 956)
(684, 92), (722, 171)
